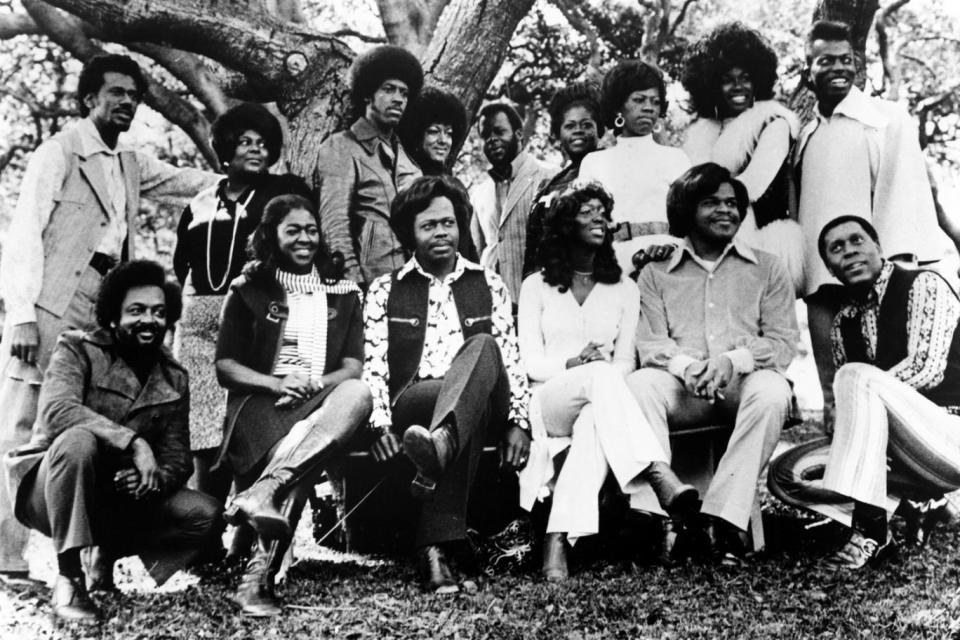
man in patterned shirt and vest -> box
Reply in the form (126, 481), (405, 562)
(362, 175), (531, 594)
(0, 54), (216, 585)
(790, 216), (960, 570)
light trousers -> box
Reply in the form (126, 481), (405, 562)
(0, 265), (101, 572)
(627, 367), (790, 530)
(537, 361), (668, 541)
(822, 363), (960, 516)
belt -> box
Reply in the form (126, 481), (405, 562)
(89, 252), (118, 276)
(610, 221), (670, 242)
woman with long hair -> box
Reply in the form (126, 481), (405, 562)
(172, 103), (311, 552)
(681, 22), (803, 291)
(517, 182), (696, 582)
(579, 61), (691, 270)
(215, 194), (371, 616)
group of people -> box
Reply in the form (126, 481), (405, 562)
(2, 17), (959, 625)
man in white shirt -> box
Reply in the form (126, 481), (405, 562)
(794, 20), (947, 425)
(0, 54), (216, 583)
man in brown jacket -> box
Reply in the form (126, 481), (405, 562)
(313, 45), (423, 286)
(9, 261), (221, 622)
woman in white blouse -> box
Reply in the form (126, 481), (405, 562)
(517, 182), (696, 582)
(579, 60), (691, 270)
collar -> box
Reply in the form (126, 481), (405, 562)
(667, 236), (758, 272)
(397, 254), (482, 283)
(839, 261), (894, 316)
(614, 133), (656, 149)
(816, 86), (888, 130)
(488, 152), (532, 182)
(75, 117), (129, 158)
(350, 117), (397, 154)
(82, 327), (181, 370)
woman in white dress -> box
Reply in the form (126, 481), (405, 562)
(579, 61), (691, 270)
(517, 182), (697, 582)
(680, 22), (803, 291)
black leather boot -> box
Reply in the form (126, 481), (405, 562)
(644, 462), (699, 517)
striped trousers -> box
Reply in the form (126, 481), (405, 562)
(823, 363), (960, 518)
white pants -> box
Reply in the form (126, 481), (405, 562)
(823, 363), (960, 517)
(627, 367), (790, 530)
(536, 362), (669, 542)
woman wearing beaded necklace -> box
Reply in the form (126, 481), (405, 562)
(172, 103), (310, 544)
(517, 182), (696, 582)
(214, 194), (371, 616)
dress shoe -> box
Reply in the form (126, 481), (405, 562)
(417, 545), (459, 594)
(825, 530), (896, 571)
(53, 575), (99, 623)
(232, 546), (282, 617)
(225, 478), (291, 541)
(644, 462), (699, 517)
(403, 424), (456, 499)
(701, 515), (749, 566)
(541, 532), (569, 583)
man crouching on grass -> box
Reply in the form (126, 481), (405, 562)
(6, 260), (221, 623)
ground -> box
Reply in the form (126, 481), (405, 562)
(5, 417), (960, 640)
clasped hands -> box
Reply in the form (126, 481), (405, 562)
(565, 341), (606, 369)
(114, 437), (161, 500)
(274, 372), (320, 409)
(682, 355), (735, 403)
(369, 425), (530, 471)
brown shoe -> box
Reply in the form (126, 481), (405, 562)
(225, 478), (291, 541)
(541, 533), (569, 583)
(53, 574), (99, 623)
(417, 545), (459, 594)
(644, 462), (699, 517)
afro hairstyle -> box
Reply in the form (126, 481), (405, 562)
(398, 87), (468, 164)
(77, 54), (147, 118)
(547, 81), (605, 139)
(681, 22), (779, 119)
(95, 260), (182, 329)
(211, 102), (284, 167)
(350, 45), (424, 109)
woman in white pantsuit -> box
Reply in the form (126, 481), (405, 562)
(517, 182), (697, 582)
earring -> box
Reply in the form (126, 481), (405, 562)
(614, 113), (625, 129)
(653, 122), (663, 133)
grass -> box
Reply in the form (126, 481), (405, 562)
(5, 420), (960, 639)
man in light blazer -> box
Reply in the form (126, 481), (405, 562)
(470, 102), (557, 303)
(0, 54), (216, 585)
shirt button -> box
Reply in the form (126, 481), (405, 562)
(75, 270), (81, 276)
(708, 274), (714, 279)
(708, 303), (715, 309)
(708, 335), (715, 340)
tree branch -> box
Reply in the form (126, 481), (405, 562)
(669, 0), (698, 36)
(873, 0), (911, 100)
(326, 28), (386, 44)
(376, 0), (449, 54)
(127, 44), (231, 117)
(0, 12), (41, 38)
(22, 0), (220, 168)
(551, 0), (601, 77)
(640, 0), (671, 63)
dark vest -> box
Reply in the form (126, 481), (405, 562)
(385, 268), (492, 402)
(840, 265), (960, 409)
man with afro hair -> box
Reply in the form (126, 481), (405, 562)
(314, 45), (425, 286)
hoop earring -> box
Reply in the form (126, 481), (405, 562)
(653, 122), (663, 133)
(614, 113), (625, 129)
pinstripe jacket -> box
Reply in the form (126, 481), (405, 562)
(469, 152), (556, 303)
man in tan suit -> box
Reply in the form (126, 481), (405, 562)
(0, 54), (216, 584)
(470, 102), (557, 303)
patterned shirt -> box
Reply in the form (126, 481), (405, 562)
(362, 255), (530, 432)
(832, 261), (960, 391)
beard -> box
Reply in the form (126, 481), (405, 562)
(113, 322), (164, 383)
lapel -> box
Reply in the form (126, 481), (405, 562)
(120, 150), (140, 256)
(78, 156), (115, 221)
(499, 154), (533, 229)
(793, 118), (819, 169)
(95, 350), (182, 415)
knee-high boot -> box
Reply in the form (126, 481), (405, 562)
(233, 487), (308, 617)
(225, 417), (341, 540)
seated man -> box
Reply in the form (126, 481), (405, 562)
(362, 175), (531, 593)
(626, 163), (798, 562)
(8, 260), (221, 622)
(807, 216), (960, 569)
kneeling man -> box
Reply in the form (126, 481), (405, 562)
(9, 261), (221, 621)
(627, 163), (798, 561)
(814, 216), (960, 569)
(362, 175), (530, 593)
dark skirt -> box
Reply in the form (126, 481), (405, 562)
(218, 385), (336, 476)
